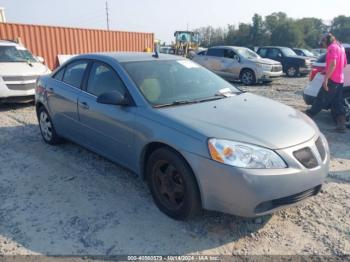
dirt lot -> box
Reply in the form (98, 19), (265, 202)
(0, 76), (349, 257)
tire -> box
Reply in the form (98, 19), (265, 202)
(146, 147), (202, 220)
(343, 92), (350, 125)
(240, 69), (256, 85)
(38, 106), (62, 145)
(286, 66), (299, 77)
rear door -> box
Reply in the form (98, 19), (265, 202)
(77, 61), (135, 166)
(222, 48), (240, 79)
(47, 60), (89, 140)
(205, 48), (225, 72)
(344, 48), (350, 87)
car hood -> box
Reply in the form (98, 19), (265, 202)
(159, 93), (317, 150)
(248, 57), (281, 65)
(0, 62), (50, 76)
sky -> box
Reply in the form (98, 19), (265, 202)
(0, 0), (349, 43)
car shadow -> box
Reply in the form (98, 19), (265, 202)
(0, 100), (34, 112)
(0, 123), (270, 256)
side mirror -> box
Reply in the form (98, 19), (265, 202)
(36, 56), (45, 63)
(96, 91), (130, 106)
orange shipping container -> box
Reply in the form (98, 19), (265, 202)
(0, 22), (154, 70)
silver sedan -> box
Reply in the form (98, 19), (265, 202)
(35, 52), (329, 220)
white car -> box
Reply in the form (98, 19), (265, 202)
(0, 40), (51, 101)
(303, 44), (350, 112)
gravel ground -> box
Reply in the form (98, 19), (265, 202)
(0, 76), (349, 257)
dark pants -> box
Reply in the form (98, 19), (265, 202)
(307, 80), (345, 119)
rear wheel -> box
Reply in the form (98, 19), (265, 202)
(38, 107), (62, 145)
(240, 69), (256, 85)
(286, 66), (299, 77)
(146, 148), (201, 220)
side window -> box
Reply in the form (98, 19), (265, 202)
(207, 48), (224, 57)
(224, 49), (236, 59)
(62, 61), (88, 88)
(258, 48), (268, 57)
(53, 67), (65, 81)
(87, 62), (126, 97)
(294, 50), (302, 56)
(268, 49), (282, 59)
(346, 48), (350, 64)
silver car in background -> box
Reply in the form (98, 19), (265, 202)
(192, 46), (283, 85)
(35, 53), (329, 220)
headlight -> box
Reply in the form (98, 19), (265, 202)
(257, 63), (272, 71)
(208, 138), (287, 169)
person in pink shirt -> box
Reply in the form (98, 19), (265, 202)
(306, 33), (347, 133)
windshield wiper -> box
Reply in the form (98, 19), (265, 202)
(154, 96), (227, 108)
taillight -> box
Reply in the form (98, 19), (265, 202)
(309, 66), (325, 81)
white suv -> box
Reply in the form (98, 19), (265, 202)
(0, 40), (51, 101)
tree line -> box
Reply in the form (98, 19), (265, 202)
(194, 12), (350, 49)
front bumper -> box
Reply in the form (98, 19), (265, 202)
(299, 66), (312, 75)
(0, 77), (36, 98)
(257, 70), (283, 82)
(183, 135), (329, 217)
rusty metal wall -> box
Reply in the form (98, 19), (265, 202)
(0, 23), (154, 70)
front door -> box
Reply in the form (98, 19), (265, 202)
(78, 61), (135, 166)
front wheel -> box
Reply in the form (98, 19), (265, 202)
(240, 69), (256, 85)
(146, 148), (201, 220)
(286, 66), (299, 77)
(38, 107), (62, 145)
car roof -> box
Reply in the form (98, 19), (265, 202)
(259, 46), (290, 49)
(76, 52), (184, 63)
(0, 40), (21, 47)
(209, 46), (249, 50)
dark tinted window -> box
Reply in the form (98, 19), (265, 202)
(53, 67), (65, 81)
(224, 49), (236, 59)
(207, 48), (224, 57)
(197, 51), (206, 56)
(293, 49), (303, 56)
(62, 61), (88, 88)
(268, 48), (282, 59)
(257, 48), (268, 57)
(346, 48), (350, 64)
(87, 62), (126, 97)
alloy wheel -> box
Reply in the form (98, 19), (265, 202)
(39, 111), (53, 141)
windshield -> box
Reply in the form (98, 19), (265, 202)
(302, 49), (315, 57)
(122, 60), (240, 107)
(236, 48), (260, 59)
(0, 46), (37, 63)
(281, 48), (297, 57)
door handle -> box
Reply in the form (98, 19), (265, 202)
(79, 101), (89, 110)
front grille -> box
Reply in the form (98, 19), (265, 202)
(6, 83), (36, 91)
(2, 75), (38, 81)
(315, 137), (326, 161)
(255, 185), (322, 213)
(293, 147), (318, 169)
(271, 66), (282, 72)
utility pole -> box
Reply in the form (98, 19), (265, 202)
(105, 1), (110, 31)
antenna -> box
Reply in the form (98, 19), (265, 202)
(105, 1), (110, 31)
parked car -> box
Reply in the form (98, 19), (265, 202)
(0, 40), (51, 101)
(36, 52), (329, 220)
(293, 48), (317, 60)
(311, 48), (327, 58)
(257, 46), (313, 77)
(303, 44), (350, 112)
(192, 46), (283, 85)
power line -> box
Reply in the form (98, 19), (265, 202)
(106, 1), (110, 31)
